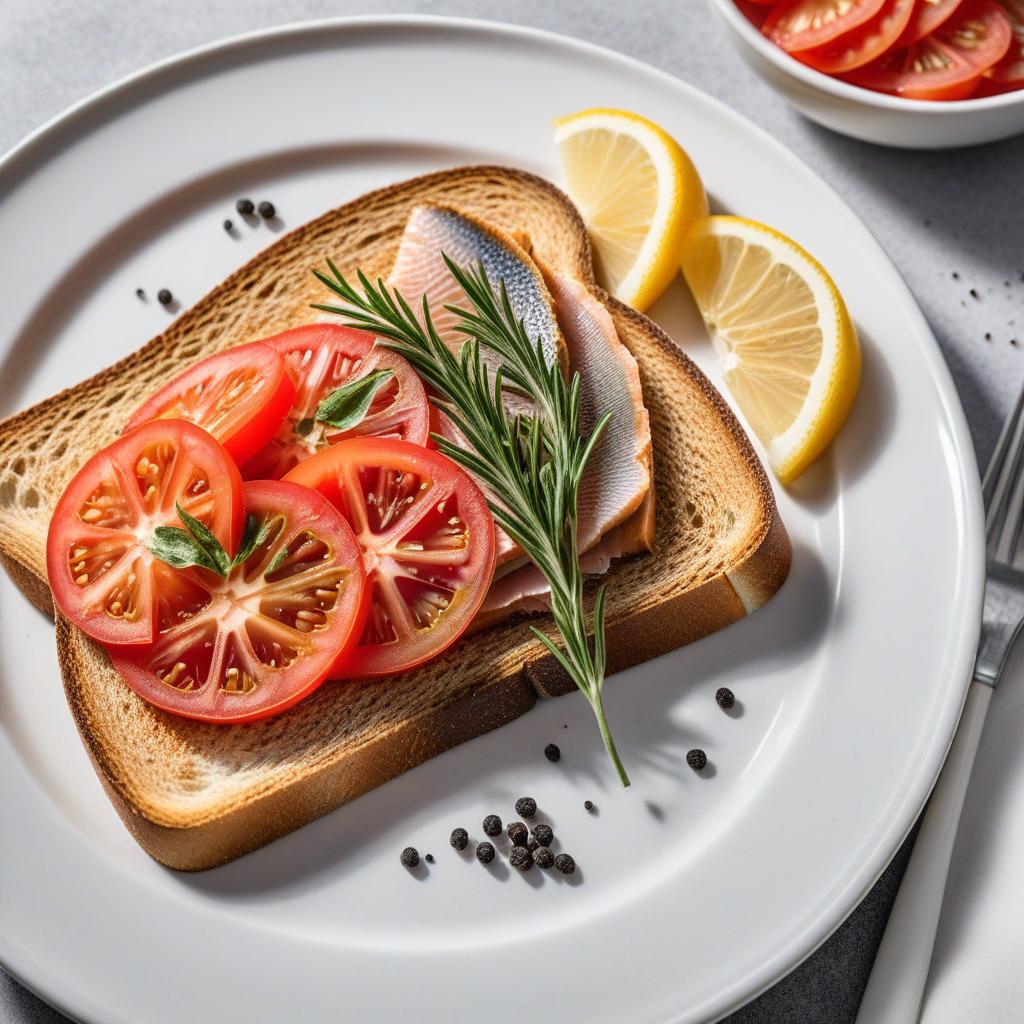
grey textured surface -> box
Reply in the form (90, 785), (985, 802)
(1, 1), (1021, 1022)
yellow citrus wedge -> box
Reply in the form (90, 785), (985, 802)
(681, 216), (860, 485)
(555, 108), (707, 312)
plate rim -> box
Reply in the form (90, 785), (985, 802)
(0, 13), (985, 1024)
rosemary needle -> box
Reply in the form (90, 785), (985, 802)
(312, 257), (630, 786)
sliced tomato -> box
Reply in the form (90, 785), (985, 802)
(110, 481), (367, 723)
(797, 0), (916, 72)
(983, 0), (1024, 86)
(283, 438), (495, 678)
(845, 0), (1013, 96)
(241, 325), (431, 480)
(897, 0), (965, 43)
(47, 419), (243, 647)
(764, 0), (887, 51)
(124, 342), (296, 467)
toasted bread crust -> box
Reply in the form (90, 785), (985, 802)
(1, 166), (790, 870)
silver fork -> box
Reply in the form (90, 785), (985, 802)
(855, 387), (1024, 1024)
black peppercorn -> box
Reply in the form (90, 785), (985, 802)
(157, 288), (173, 306)
(554, 853), (576, 875)
(400, 846), (419, 869)
(507, 821), (529, 846)
(450, 827), (469, 851)
(544, 743), (561, 763)
(258, 200), (276, 219)
(509, 845), (533, 871)
(533, 846), (555, 869)
(716, 687), (736, 710)
(223, 219), (233, 232)
(425, 853), (434, 864)
(135, 288), (145, 300)
(584, 800), (595, 812)
(475, 841), (495, 864)
(532, 823), (553, 847)
(482, 814), (502, 836)
(515, 796), (537, 818)
(687, 748), (708, 771)
(235, 198), (255, 215)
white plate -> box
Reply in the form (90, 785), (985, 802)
(0, 16), (983, 1024)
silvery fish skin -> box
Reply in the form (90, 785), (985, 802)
(388, 203), (566, 373)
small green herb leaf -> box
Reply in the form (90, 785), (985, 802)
(231, 514), (274, 568)
(315, 368), (392, 431)
(174, 502), (232, 575)
(265, 544), (290, 577)
(149, 526), (223, 574)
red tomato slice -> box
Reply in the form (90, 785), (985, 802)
(983, 0), (1024, 86)
(242, 325), (431, 480)
(125, 343), (296, 467)
(764, 0), (888, 51)
(47, 419), (243, 647)
(845, 0), (1013, 97)
(897, 0), (964, 43)
(736, 0), (773, 27)
(797, 0), (916, 72)
(283, 438), (495, 678)
(110, 480), (367, 723)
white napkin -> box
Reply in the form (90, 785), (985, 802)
(919, 635), (1024, 1023)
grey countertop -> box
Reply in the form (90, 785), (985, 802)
(2, 1), (1022, 1021)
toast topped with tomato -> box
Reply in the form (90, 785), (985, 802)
(0, 166), (790, 869)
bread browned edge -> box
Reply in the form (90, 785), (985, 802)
(0, 166), (790, 869)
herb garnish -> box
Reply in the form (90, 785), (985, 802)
(312, 257), (630, 786)
(315, 368), (392, 432)
(149, 504), (272, 578)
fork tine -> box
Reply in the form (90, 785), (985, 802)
(986, 384), (1024, 562)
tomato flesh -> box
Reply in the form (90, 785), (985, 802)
(110, 481), (367, 723)
(47, 419), (243, 646)
(845, 0), (1013, 96)
(283, 438), (495, 678)
(797, 0), (916, 72)
(124, 342), (296, 467)
(983, 0), (1024, 85)
(898, 0), (965, 43)
(764, 0), (888, 51)
(242, 324), (431, 480)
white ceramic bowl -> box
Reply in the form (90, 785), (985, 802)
(709, 0), (1024, 148)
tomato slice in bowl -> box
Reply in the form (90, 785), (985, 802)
(242, 324), (431, 480)
(796, 0), (916, 72)
(845, 0), (1013, 97)
(764, 0), (888, 51)
(897, 0), (964, 43)
(283, 438), (496, 678)
(124, 342), (296, 466)
(982, 0), (1024, 87)
(109, 480), (367, 723)
(46, 419), (243, 646)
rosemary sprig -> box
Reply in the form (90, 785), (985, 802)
(312, 256), (630, 786)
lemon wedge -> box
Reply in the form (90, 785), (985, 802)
(681, 216), (860, 484)
(555, 108), (707, 312)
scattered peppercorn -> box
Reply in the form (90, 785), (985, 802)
(509, 845), (533, 871)
(223, 218), (233, 232)
(507, 821), (529, 846)
(476, 841), (495, 864)
(450, 827), (469, 851)
(584, 800), (595, 812)
(716, 686), (736, 710)
(515, 797), (537, 818)
(258, 200), (276, 219)
(970, 288), (980, 300)
(986, 333), (993, 341)
(400, 847), (419, 869)
(563, 723), (568, 729)
(483, 814), (502, 837)
(952, 271), (960, 280)
(157, 288), (173, 306)
(533, 846), (555, 869)
(425, 853), (434, 864)
(135, 287), (145, 300)
(544, 743), (561, 763)
(554, 853), (576, 875)
(1013, 339), (1020, 348)
(687, 748), (708, 771)
(235, 198), (255, 215)
(532, 823), (554, 847)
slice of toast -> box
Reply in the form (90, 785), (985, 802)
(0, 166), (791, 870)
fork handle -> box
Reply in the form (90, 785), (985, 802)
(854, 680), (992, 1024)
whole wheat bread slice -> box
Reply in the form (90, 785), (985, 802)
(0, 166), (791, 870)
